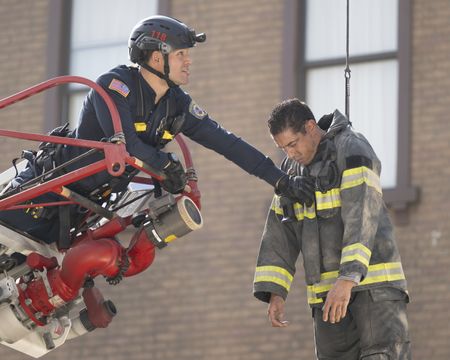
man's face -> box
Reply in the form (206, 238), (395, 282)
(168, 48), (192, 85)
(272, 122), (318, 166)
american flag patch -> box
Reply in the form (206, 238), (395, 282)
(108, 78), (130, 97)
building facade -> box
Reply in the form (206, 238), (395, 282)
(0, 0), (449, 359)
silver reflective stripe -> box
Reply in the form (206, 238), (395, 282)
(341, 166), (381, 193)
(271, 195), (316, 220)
(254, 266), (293, 292)
(359, 263), (405, 286)
(293, 203), (316, 220)
(315, 188), (341, 210)
(271, 195), (283, 215)
(306, 262), (406, 304)
(340, 243), (371, 268)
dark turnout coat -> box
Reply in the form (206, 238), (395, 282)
(253, 110), (407, 306)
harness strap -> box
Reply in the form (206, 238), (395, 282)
(58, 205), (71, 250)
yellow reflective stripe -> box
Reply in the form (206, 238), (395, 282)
(271, 195), (283, 215)
(134, 122), (147, 132)
(320, 270), (339, 280)
(311, 282), (334, 294)
(307, 292), (324, 304)
(342, 243), (372, 257)
(366, 262), (400, 271)
(162, 130), (174, 140)
(341, 253), (370, 268)
(271, 195), (316, 220)
(164, 234), (177, 243)
(255, 266), (294, 281)
(254, 276), (292, 291)
(359, 262), (405, 286)
(306, 262), (405, 305)
(293, 203), (316, 220)
(315, 188), (341, 210)
(255, 265), (294, 292)
(361, 273), (405, 285)
(341, 166), (381, 193)
(341, 243), (372, 268)
(307, 282), (333, 304)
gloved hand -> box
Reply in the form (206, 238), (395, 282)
(275, 175), (315, 207)
(161, 153), (187, 194)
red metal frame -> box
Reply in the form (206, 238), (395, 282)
(0, 76), (122, 132)
(0, 76), (202, 328)
(0, 75), (201, 211)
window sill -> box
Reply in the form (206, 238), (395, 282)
(383, 186), (419, 225)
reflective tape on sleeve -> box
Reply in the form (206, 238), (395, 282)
(340, 243), (372, 268)
(341, 166), (381, 193)
(254, 265), (294, 292)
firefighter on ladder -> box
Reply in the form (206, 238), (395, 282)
(0, 16), (308, 250)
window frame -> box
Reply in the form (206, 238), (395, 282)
(282, 0), (417, 217)
(44, 0), (170, 129)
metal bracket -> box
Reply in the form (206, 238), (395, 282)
(0, 276), (19, 302)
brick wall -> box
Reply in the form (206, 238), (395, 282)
(0, 0), (449, 359)
(0, 0), (49, 170)
(395, 0), (450, 358)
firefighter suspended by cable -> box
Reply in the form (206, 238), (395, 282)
(253, 107), (411, 358)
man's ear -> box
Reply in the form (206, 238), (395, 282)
(304, 119), (315, 133)
(149, 51), (162, 65)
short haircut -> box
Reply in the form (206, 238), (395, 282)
(268, 98), (316, 136)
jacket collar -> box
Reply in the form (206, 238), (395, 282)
(318, 109), (350, 139)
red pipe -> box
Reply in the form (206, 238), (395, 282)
(26, 253), (58, 271)
(82, 287), (117, 328)
(91, 216), (130, 240)
(22, 230), (155, 316)
(58, 238), (123, 293)
(124, 228), (156, 277)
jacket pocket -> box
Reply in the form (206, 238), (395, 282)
(369, 287), (409, 303)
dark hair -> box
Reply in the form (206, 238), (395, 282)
(268, 98), (316, 136)
(143, 49), (156, 64)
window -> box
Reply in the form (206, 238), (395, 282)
(287, 0), (417, 209)
(66, 0), (160, 127)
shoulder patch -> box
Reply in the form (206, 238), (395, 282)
(345, 155), (373, 170)
(189, 100), (207, 119)
(108, 78), (130, 97)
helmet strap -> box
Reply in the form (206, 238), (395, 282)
(139, 60), (177, 88)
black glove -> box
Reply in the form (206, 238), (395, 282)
(275, 175), (315, 207)
(161, 153), (187, 194)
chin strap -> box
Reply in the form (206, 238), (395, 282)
(139, 54), (177, 88)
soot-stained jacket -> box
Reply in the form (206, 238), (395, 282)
(253, 110), (407, 306)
